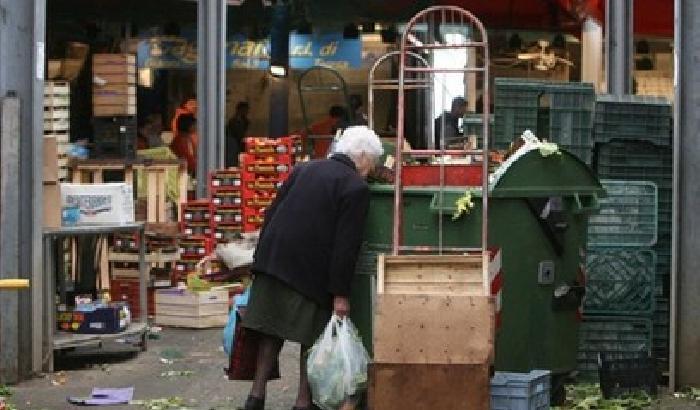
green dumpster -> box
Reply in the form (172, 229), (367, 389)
(350, 148), (604, 383)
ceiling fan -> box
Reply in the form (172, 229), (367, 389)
(517, 40), (574, 71)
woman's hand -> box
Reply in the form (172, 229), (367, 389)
(333, 296), (350, 317)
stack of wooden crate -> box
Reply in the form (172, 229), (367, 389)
(370, 254), (495, 410)
(44, 81), (71, 183)
(92, 54), (136, 117)
(92, 54), (137, 159)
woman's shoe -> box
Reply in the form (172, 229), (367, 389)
(240, 395), (265, 410)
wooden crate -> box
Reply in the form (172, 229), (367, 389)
(93, 104), (136, 117)
(368, 363), (490, 410)
(377, 254), (485, 296)
(373, 294), (494, 365)
(93, 72), (136, 85)
(154, 289), (229, 328)
(93, 54), (136, 66)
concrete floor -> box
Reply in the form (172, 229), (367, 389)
(12, 328), (301, 410)
(9, 327), (699, 409)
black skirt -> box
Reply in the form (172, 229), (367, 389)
(242, 273), (332, 347)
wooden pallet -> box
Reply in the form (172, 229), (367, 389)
(368, 363), (490, 410)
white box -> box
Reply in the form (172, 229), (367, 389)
(61, 183), (135, 225)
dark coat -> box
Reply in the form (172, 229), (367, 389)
(252, 154), (370, 307)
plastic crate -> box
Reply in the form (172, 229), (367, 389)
(209, 169), (242, 190)
(578, 316), (653, 378)
(594, 94), (672, 146)
(598, 352), (657, 399)
(211, 190), (243, 208)
(584, 248), (655, 315)
(212, 208), (243, 225)
(245, 136), (294, 155)
(181, 200), (212, 222)
(587, 180), (658, 247)
(494, 79), (595, 163)
(490, 370), (551, 410)
(213, 224), (244, 242)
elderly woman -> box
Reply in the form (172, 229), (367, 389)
(241, 127), (384, 410)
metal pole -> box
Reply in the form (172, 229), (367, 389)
(197, 0), (227, 197)
(673, 0), (700, 389)
(0, 0), (46, 381)
(268, 2), (289, 138)
(605, 0), (634, 95)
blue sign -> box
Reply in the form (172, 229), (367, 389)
(138, 34), (362, 70)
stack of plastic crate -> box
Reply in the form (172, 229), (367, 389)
(493, 78), (596, 164)
(209, 170), (244, 243)
(592, 95), (673, 371)
(241, 137), (295, 232)
(579, 180), (658, 379)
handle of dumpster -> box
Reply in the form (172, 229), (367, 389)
(571, 193), (599, 214)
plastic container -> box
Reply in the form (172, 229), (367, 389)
(584, 248), (655, 315)
(577, 316), (653, 378)
(587, 180), (658, 247)
(598, 352), (657, 399)
(490, 370), (551, 410)
(594, 94), (672, 147)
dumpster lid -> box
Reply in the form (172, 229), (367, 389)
(489, 146), (604, 198)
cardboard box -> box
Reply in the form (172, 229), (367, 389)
(93, 104), (137, 117)
(43, 182), (61, 228)
(61, 58), (86, 81)
(60, 183), (135, 225)
(43, 136), (58, 182)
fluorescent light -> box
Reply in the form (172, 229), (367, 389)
(270, 65), (287, 77)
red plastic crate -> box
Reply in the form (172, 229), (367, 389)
(244, 222), (263, 233)
(243, 207), (265, 226)
(209, 169), (242, 190)
(242, 189), (276, 209)
(109, 279), (155, 317)
(401, 164), (483, 187)
(213, 224), (244, 242)
(212, 207), (244, 225)
(211, 189), (243, 207)
(245, 137), (294, 155)
(181, 200), (212, 222)
(180, 221), (212, 236)
(179, 236), (213, 259)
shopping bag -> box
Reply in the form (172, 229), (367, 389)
(222, 288), (250, 356)
(307, 315), (370, 410)
(225, 308), (280, 381)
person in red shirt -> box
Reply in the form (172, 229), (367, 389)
(171, 98), (198, 147)
(170, 114), (197, 175)
(308, 106), (346, 158)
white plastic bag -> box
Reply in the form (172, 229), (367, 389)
(307, 315), (370, 410)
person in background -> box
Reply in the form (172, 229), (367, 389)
(240, 126), (384, 410)
(137, 113), (164, 150)
(349, 94), (368, 126)
(170, 114), (197, 176)
(225, 101), (250, 168)
(171, 97), (198, 147)
(434, 96), (467, 148)
(309, 105), (346, 136)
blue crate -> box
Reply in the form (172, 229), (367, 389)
(491, 370), (551, 410)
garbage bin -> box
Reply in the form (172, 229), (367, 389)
(350, 148), (604, 385)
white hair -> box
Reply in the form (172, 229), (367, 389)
(334, 126), (384, 159)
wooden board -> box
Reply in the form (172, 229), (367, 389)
(92, 94), (136, 106)
(93, 104), (136, 116)
(93, 54), (136, 65)
(373, 294), (494, 365)
(93, 72), (136, 85)
(43, 136), (58, 182)
(368, 363), (490, 410)
(154, 289), (228, 306)
(93, 84), (136, 96)
(155, 302), (228, 317)
(154, 313), (228, 328)
(377, 254), (484, 296)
